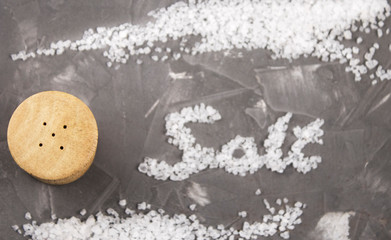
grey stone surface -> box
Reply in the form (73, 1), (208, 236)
(0, 0), (390, 239)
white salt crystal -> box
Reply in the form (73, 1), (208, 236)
(377, 29), (383, 37)
(79, 209), (87, 216)
(10, 0), (390, 86)
(173, 52), (181, 60)
(24, 212), (32, 220)
(125, 208), (134, 215)
(151, 55), (159, 61)
(280, 231), (290, 239)
(238, 211), (247, 218)
(17, 199), (306, 240)
(343, 31), (352, 40)
(11, 225), (19, 231)
(189, 204), (197, 211)
(137, 202), (151, 210)
(119, 199), (127, 207)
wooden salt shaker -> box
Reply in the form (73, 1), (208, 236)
(7, 91), (98, 184)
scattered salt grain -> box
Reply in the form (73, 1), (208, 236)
(377, 29), (383, 37)
(137, 202), (151, 210)
(173, 52), (181, 60)
(25, 212), (32, 220)
(125, 208), (134, 216)
(79, 209), (87, 216)
(294, 202), (303, 208)
(189, 204), (197, 211)
(356, 37), (363, 44)
(119, 199), (127, 207)
(10, 0), (391, 84)
(15, 199), (305, 240)
(238, 211), (247, 218)
(151, 55), (159, 61)
(263, 199), (271, 210)
(280, 231), (290, 239)
(106, 208), (119, 218)
(343, 31), (352, 40)
(255, 189), (262, 196)
(11, 225), (19, 232)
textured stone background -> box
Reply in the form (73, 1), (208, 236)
(0, 0), (390, 239)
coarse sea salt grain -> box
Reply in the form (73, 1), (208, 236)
(138, 104), (324, 181)
(238, 211), (247, 218)
(377, 29), (384, 37)
(16, 198), (305, 240)
(11, 225), (19, 231)
(119, 199), (127, 207)
(189, 204), (197, 211)
(10, 0), (391, 83)
(255, 188), (262, 196)
(79, 209), (87, 216)
(25, 212), (32, 220)
(137, 202), (151, 211)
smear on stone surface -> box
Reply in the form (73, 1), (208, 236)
(311, 212), (355, 240)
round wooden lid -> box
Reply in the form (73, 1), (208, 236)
(7, 91), (98, 185)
